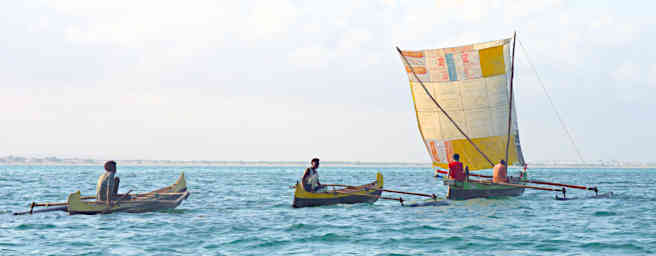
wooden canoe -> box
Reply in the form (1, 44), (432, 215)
(292, 172), (383, 208)
(445, 176), (525, 200)
(66, 172), (190, 215)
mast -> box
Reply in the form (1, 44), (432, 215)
(396, 47), (495, 167)
(505, 32), (517, 166)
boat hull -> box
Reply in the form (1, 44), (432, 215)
(292, 172), (383, 208)
(446, 178), (525, 200)
(67, 172), (190, 215)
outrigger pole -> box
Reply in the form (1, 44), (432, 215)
(396, 47), (495, 167)
(325, 184), (437, 199)
(434, 169), (598, 194)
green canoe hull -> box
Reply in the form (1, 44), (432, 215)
(446, 179), (525, 200)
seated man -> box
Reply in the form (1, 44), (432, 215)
(302, 158), (325, 192)
(96, 160), (120, 202)
(448, 153), (466, 182)
(493, 159), (508, 183)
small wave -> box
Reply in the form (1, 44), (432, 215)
(161, 209), (187, 214)
(225, 237), (262, 246)
(15, 223), (56, 230)
(462, 225), (484, 231)
(203, 244), (220, 249)
(396, 224), (443, 232)
(579, 242), (646, 252)
(593, 211), (617, 216)
(291, 233), (351, 244)
(253, 239), (292, 248)
(285, 223), (319, 231)
(444, 236), (464, 242)
(68, 241), (94, 247)
(316, 232), (348, 242)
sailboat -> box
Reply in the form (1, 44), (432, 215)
(397, 34), (530, 200)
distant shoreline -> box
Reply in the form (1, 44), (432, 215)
(1, 156), (654, 169)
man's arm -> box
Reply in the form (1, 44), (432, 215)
(447, 166), (454, 179)
(301, 168), (310, 184)
(105, 176), (111, 207)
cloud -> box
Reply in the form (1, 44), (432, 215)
(288, 45), (326, 68)
(649, 64), (656, 88)
(53, 0), (300, 51)
(247, 0), (298, 40)
(611, 61), (640, 83)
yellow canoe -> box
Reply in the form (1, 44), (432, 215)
(66, 172), (190, 215)
(292, 172), (383, 208)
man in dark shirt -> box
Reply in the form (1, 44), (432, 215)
(448, 153), (466, 182)
(96, 161), (120, 204)
(302, 158), (324, 192)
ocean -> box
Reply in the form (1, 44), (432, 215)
(1, 165), (654, 255)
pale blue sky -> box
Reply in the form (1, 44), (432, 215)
(1, 1), (654, 162)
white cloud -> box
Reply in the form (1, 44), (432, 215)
(611, 61), (640, 83)
(288, 45), (326, 67)
(649, 64), (656, 88)
(336, 28), (373, 52)
(247, 0), (298, 40)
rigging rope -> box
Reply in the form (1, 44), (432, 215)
(517, 38), (585, 162)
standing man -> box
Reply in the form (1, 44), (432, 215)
(493, 159), (508, 183)
(448, 153), (466, 182)
(96, 160), (120, 205)
(302, 158), (324, 192)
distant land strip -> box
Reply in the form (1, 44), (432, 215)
(1, 156), (655, 169)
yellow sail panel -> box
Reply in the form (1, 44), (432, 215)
(479, 45), (506, 77)
(429, 136), (521, 171)
(401, 38), (524, 171)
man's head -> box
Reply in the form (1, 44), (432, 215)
(500, 159), (506, 165)
(453, 154), (460, 161)
(311, 158), (320, 168)
(104, 161), (117, 172)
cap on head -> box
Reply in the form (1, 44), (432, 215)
(104, 160), (116, 172)
(453, 154), (460, 161)
(500, 159), (506, 165)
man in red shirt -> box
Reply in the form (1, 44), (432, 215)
(448, 153), (466, 182)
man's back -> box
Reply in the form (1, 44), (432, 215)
(493, 164), (507, 183)
(96, 171), (116, 201)
(448, 161), (465, 182)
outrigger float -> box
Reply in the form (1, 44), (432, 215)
(14, 172), (190, 215)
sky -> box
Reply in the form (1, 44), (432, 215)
(1, 0), (655, 163)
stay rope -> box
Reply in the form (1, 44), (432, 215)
(517, 38), (585, 162)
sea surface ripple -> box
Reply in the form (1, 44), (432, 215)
(1, 165), (654, 255)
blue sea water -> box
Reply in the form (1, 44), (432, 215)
(1, 165), (654, 255)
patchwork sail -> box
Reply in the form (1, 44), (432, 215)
(399, 38), (525, 171)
